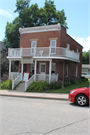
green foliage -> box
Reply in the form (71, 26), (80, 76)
(70, 79), (75, 85)
(26, 78), (89, 93)
(26, 81), (62, 92)
(4, 0), (68, 48)
(14, 0), (30, 13)
(1, 80), (12, 90)
(4, 17), (22, 48)
(82, 50), (90, 64)
(64, 81), (69, 87)
(1, 52), (18, 77)
(49, 81), (62, 90)
(70, 77), (88, 85)
(26, 81), (49, 92)
(49, 79), (89, 93)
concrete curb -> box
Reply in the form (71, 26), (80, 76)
(0, 90), (68, 100)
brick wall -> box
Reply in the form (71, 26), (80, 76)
(19, 25), (83, 80)
(20, 31), (60, 48)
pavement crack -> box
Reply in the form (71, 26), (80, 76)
(14, 131), (44, 135)
(44, 117), (90, 135)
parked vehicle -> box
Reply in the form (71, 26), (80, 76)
(68, 87), (90, 106)
(81, 72), (90, 79)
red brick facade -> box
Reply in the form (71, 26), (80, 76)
(19, 24), (83, 82)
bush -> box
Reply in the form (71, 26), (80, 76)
(49, 81), (62, 90)
(26, 81), (49, 92)
(64, 81), (69, 87)
(26, 81), (62, 92)
(1, 80), (12, 90)
(70, 79), (75, 85)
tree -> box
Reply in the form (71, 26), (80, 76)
(4, 17), (22, 48)
(1, 52), (18, 77)
(14, 0), (31, 13)
(82, 50), (90, 64)
(43, 0), (56, 25)
(4, 0), (68, 48)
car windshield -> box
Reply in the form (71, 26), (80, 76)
(82, 72), (90, 75)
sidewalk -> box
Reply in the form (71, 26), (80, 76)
(0, 90), (68, 100)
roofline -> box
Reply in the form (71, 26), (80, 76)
(19, 23), (61, 34)
(66, 34), (83, 48)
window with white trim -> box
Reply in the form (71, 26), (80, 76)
(31, 41), (37, 54)
(77, 48), (79, 53)
(51, 63), (55, 74)
(66, 64), (68, 77)
(67, 43), (70, 49)
(50, 40), (56, 54)
(76, 64), (78, 77)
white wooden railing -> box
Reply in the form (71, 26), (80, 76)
(8, 47), (80, 61)
(12, 73), (22, 90)
(51, 74), (58, 81)
(35, 74), (49, 82)
(10, 72), (20, 80)
(25, 75), (34, 91)
(35, 74), (58, 82)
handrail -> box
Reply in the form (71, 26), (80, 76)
(25, 75), (34, 91)
(12, 73), (22, 90)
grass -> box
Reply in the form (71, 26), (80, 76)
(49, 79), (90, 93)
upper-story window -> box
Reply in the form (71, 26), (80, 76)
(50, 40), (56, 54)
(77, 47), (79, 53)
(67, 43), (70, 49)
(31, 41), (37, 54)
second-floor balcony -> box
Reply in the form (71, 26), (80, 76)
(8, 47), (80, 62)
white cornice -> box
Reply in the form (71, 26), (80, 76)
(19, 23), (61, 34)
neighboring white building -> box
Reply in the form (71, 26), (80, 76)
(82, 64), (90, 73)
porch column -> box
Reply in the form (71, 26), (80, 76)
(21, 63), (23, 80)
(63, 60), (65, 86)
(34, 60), (37, 81)
(49, 59), (52, 83)
(9, 60), (11, 79)
(69, 62), (71, 84)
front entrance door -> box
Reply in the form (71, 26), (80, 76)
(39, 63), (46, 74)
(39, 63), (46, 81)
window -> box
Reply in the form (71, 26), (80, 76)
(67, 43), (70, 49)
(76, 64), (78, 77)
(31, 41), (37, 54)
(66, 64), (68, 77)
(51, 63), (55, 74)
(77, 48), (79, 53)
(50, 40), (56, 54)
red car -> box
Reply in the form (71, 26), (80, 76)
(68, 87), (90, 106)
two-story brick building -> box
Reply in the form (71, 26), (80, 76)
(7, 23), (83, 90)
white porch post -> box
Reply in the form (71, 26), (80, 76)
(21, 63), (23, 80)
(9, 60), (11, 79)
(34, 60), (37, 81)
(49, 59), (52, 83)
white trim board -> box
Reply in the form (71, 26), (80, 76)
(19, 23), (61, 34)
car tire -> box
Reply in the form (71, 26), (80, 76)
(75, 94), (89, 106)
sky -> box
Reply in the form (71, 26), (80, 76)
(0, 0), (90, 52)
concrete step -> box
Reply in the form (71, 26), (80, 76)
(15, 82), (25, 92)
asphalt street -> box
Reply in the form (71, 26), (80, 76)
(0, 96), (90, 135)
